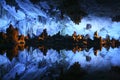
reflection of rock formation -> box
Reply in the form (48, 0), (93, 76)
(1, 43), (25, 60)
(0, 25), (120, 60)
(111, 66), (120, 73)
(58, 62), (86, 80)
(112, 15), (120, 22)
(35, 30), (120, 55)
(6, 45), (18, 60)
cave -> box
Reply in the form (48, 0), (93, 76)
(0, 0), (120, 80)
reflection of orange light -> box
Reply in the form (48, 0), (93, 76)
(83, 41), (87, 44)
(72, 47), (76, 53)
(18, 44), (25, 51)
(39, 46), (45, 51)
(38, 37), (44, 40)
(1, 24), (120, 59)
(72, 46), (82, 53)
(78, 48), (81, 52)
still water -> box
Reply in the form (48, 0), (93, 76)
(0, 46), (120, 80)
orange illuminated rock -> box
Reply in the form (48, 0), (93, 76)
(72, 31), (77, 41)
(6, 24), (19, 44)
(18, 35), (25, 44)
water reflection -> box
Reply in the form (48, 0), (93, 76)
(0, 45), (120, 79)
(0, 44), (25, 60)
(0, 42), (119, 61)
(0, 25), (120, 79)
